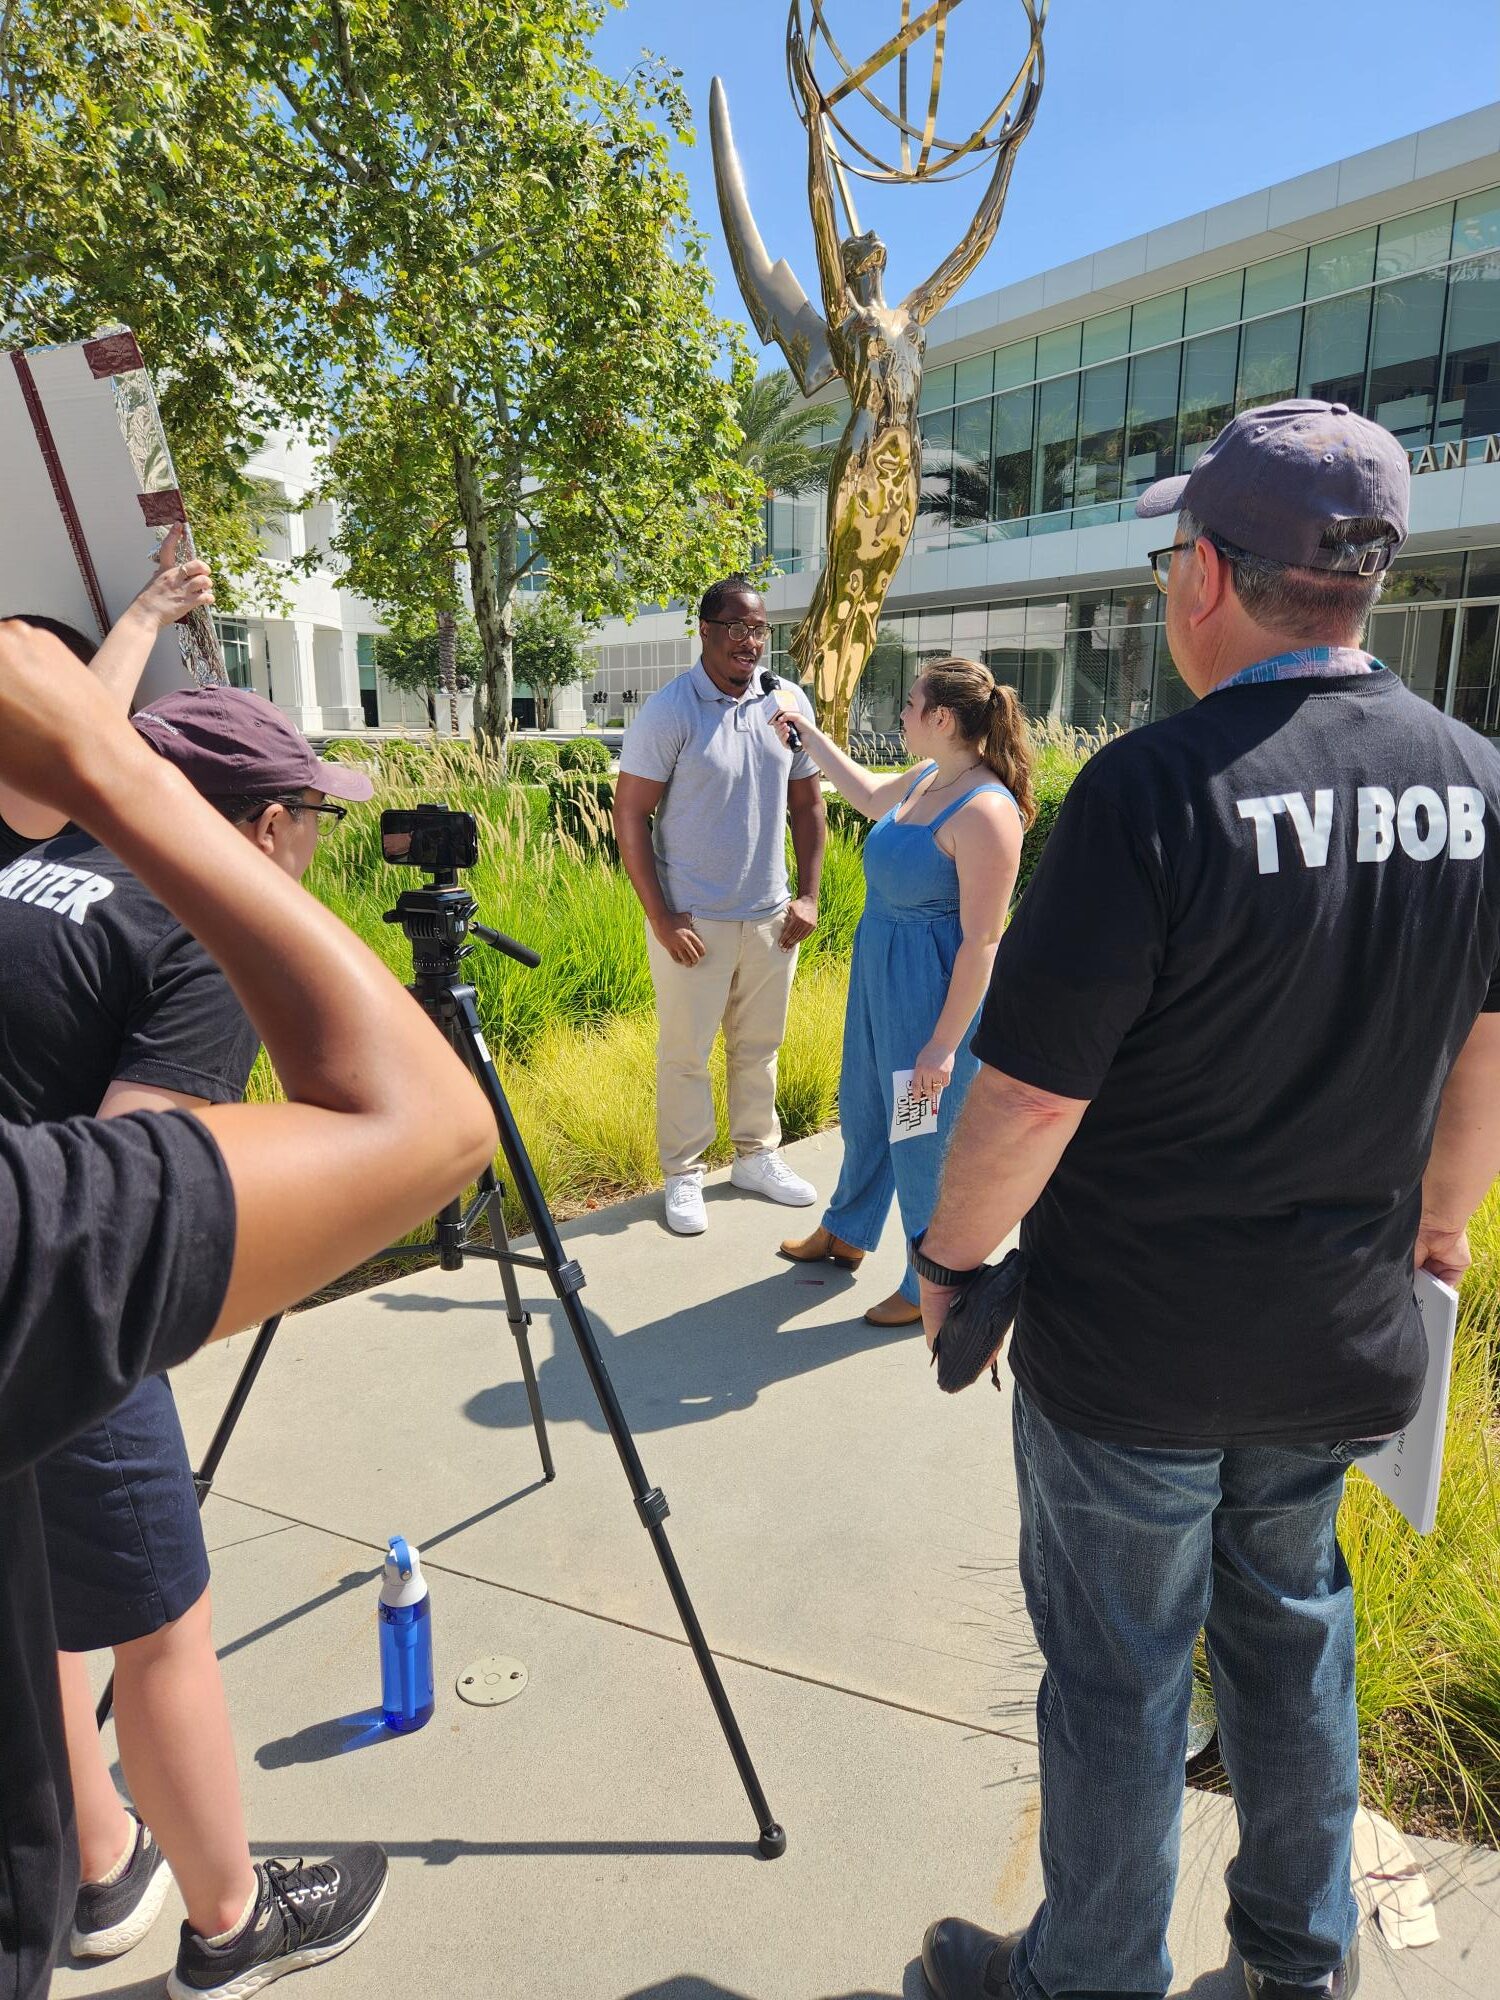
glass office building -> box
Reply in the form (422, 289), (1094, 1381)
(586, 107), (1500, 738)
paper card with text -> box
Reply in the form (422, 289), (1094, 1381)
(890, 1069), (940, 1144)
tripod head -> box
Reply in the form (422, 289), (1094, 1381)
(379, 803), (540, 990)
(383, 878), (541, 986)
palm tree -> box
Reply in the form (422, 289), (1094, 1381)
(734, 368), (837, 496)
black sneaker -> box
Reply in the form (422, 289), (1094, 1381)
(71, 1812), (175, 1960)
(1244, 1937), (1359, 2000)
(168, 1847), (388, 1999)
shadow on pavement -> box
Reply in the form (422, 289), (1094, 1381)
(214, 1477), (550, 1667)
(1175, 1958), (1243, 1997)
(443, 1270), (920, 1436)
(248, 1837), (763, 1863)
(617, 1976), (921, 2000)
(257, 1705), (392, 1769)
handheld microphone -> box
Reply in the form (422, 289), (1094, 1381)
(759, 670), (803, 752)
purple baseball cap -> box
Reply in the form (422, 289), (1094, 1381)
(1136, 399), (1409, 573)
(130, 687), (374, 803)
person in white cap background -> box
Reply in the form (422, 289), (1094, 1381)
(913, 402), (1500, 2000)
(0, 657), (391, 1996)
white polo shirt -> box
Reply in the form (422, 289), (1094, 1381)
(618, 663), (817, 921)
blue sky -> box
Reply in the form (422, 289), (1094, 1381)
(591, 0), (1500, 357)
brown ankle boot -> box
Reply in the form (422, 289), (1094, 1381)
(779, 1225), (864, 1269)
(863, 1291), (923, 1327)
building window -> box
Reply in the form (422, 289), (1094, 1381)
(1368, 268), (1448, 444)
(1178, 328), (1239, 471)
(1438, 251), (1500, 441)
(357, 632), (379, 729)
(1237, 308), (1303, 411)
(1124, 343), (1180, 498)
(214, 616), (252, 690)
(754, 185), (1500, 566)
(1299, 291), (1372, 409)
(952, 397), (994, 540)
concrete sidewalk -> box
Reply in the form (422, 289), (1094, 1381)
(54, 1133), (1499, 1998)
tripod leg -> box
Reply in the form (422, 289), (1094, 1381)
(477, 1168), (554, 1482)
(449, 985), (785, 1856)
(97, 1313), (285, 1730)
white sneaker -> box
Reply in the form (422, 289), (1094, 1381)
(664, 1172), (708, 1235)
(730, 1151), (817, 1207)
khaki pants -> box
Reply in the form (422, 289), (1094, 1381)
(646, 910), (798, 1177)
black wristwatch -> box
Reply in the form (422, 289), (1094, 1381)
(909, 1230), (986, 1289)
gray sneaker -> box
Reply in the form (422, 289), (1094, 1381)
(169, 1848), (388, 1999)
(71, 1812), (174, 1960)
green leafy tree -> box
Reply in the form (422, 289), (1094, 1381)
(734, 369), (837, 498)
(512, 595), (591, 731)
(376, 608), (482, 737)
(253, 0), (760, 757)
(2, 1), (759, 714)
(0, 1), (334, 598)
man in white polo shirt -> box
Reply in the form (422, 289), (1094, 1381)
(614, 576), (825, 1234)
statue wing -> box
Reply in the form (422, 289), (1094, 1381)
(710, 77), (839, 399)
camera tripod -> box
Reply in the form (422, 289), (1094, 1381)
(101, 860), (786, 1860)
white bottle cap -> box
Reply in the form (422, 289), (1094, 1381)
(380, 1535), (428, 1608)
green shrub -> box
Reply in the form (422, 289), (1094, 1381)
(557, 736), (612, 774)
(508, 739), (561, 783)
(508, 784), (553, 844)
(319, 738), (375, 765)
(376, 738), (433, 778)
(823, 794), (869, 844)
(1015, 771), (1074, 899)
(547, 774), (615, 851)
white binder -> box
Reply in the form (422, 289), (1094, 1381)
(1357, 1271), (1459, 1535)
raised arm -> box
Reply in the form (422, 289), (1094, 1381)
(901, 23), (1045, 330)
(903, 134), (1026, 330)
(0, 527), (213, 841)
(770, 704), (926, 820)
(789, 31), (854, 334)
(0, 619), (497, 1338)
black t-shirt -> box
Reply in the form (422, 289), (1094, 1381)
(0, 1112), (235, 2000)
(0, 829), (259, 1122)
(974, 669), (1500, 1447)
(0, 814), (32, 867)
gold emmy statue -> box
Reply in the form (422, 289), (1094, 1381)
(711, 2), (1047, 744)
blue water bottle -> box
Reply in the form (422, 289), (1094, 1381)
(378, 1536), (434, 1733)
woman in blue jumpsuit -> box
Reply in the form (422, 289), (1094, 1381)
(772, 658), (1032, 1322)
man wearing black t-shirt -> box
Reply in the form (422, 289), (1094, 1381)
(0, 620), (496, 2000)
(916, 403), (1500, 2000)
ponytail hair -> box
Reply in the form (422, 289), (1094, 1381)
(917, 656), (1036, 827)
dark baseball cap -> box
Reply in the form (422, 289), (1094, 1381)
(130, 686), (374, 803)
(1136, 399), (1409, 574)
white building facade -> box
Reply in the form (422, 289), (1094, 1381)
(211, 425), (445, 737)
(584, 107), (1500, 740)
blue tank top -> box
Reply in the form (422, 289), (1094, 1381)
(861, 764), (1019, 924)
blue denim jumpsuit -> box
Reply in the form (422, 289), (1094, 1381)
(824, 767), (1018, 1301)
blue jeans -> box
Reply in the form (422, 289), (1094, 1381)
(1008, 1385), (1370, 2000)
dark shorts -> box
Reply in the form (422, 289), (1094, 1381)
(36, 1373), (210, 1650)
